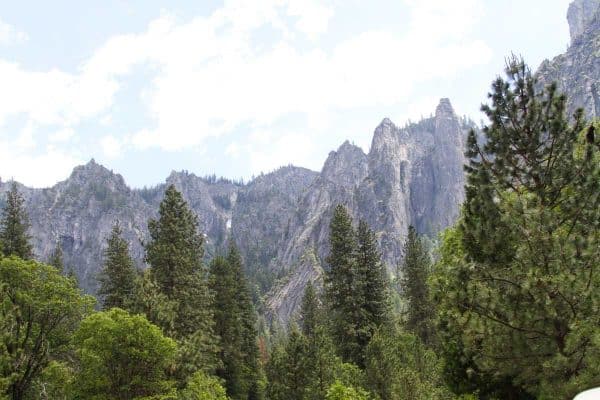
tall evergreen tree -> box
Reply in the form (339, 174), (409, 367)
(299, 283), (338, 400)
(400, 226), (435, 346)
(325, 206), (390, 367)
(0, 182), (32, 259)
(266, 325), (311, 400)
(300, 281), (319, 337)
(97, 221), (137, 310)
(356, 220), (390, 337)
(145, 185), (214, 335)
(209, 244), (260, 400)
(325, 205), (361, 364)
(48, 242), (64, 273)
(433, 57), (600, 398)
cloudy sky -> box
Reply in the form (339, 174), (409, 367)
(0, 0), (572, 187)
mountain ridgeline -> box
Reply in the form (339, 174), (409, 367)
(0, 98), (469, 323)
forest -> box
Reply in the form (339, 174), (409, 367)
(1, 58), (599, 400)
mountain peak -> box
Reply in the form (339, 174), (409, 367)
(435, 98), (455, 118)
(68, 159), (125, 187)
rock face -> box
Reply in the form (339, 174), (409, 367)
(537, 0), (600, 119)
(265, 99), (469, 323)
(567, 0), (600, 43)
(0, 99), (469, 323)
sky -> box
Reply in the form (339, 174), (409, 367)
(0, 0), (573, 188)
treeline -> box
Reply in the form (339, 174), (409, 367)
(1, 56), (599, 399)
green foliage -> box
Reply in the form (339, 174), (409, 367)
(325, 381), (370, 400)
(0, 256), (94, 400)
(178, 371), (229, 400)
(128, 269), (177, 334)
(266, 325), (311, 400)
(356, 220), (391, 335)
(300, 281), (319, 337)
(299, 283), (339, 400)
(326, 205), (360, 363)
(27, 361), (74, 400)
(364, 328), (452, 400)
(72, 308), (177, 399)
(97, 221), (138, 310)
(400, 226), (435, 346)
(325, 206), (391, 367)
(209, 244), (260, 400)
(434, 57), (600, 398)
(145, 184), (205, 301)
(144, 185), (218, 376)
(0, 182), (33, 259)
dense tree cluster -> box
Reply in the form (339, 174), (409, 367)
(1, 57), (599, 399)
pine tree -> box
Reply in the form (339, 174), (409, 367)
(433, 57), (600, 398)
(299, 283), (338, 400)
(325, 206), (390, 367)
(300, 281), (319, 337)
(324, 205), (361, 364)
(400, 226), (435, 346)
(97, 221), (137, 310)
(210, 244), (260, 400)
(356, 220), (390, 338)
(144, 184), (218, 376)
(0, 182), (33, 259)
(266, 325), (311, 400)
(48, 242), (64, 273)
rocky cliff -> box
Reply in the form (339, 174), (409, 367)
(0, 99), (468, 322)
(265, 99), (469, 323)
(537, 0), (600, 119)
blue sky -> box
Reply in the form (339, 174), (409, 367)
(0, 0), (572, 188)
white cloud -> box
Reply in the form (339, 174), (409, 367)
(0, 18), (27, 45)
(100, 135), (122, 158)
(247, 131), (318, 174)
(50, 127), (75, 143)
(0, 142), (82, 187)
(287, 0), (334, 39)
(0, 0), (491, 184)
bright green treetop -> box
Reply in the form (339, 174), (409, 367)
(0, 256), (94, 400)
(73, 308), (177, 399)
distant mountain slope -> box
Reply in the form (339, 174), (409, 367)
(537, 0), (600, 119)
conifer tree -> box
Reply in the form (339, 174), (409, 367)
(210, 244), (259, 400)
(97, 221), (137, 310)
(356, 220), (390, 337)
(299, 283), (338, 400)
(48, 242), (64, 273)
(434, 57), (600, 398)
(144, 184), (218, 375)
(325, 206), (390, 367)
(0, 182), (33, 259)
(400, 226), (435, 346)
(325, 205), (361, 364)
(266, 325), (311, 400)
(300, 281), (319, 337)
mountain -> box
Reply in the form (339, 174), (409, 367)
(537, 0), (600, 119)
(1, 98), (470, 324)
(265, 99), (470, 323)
